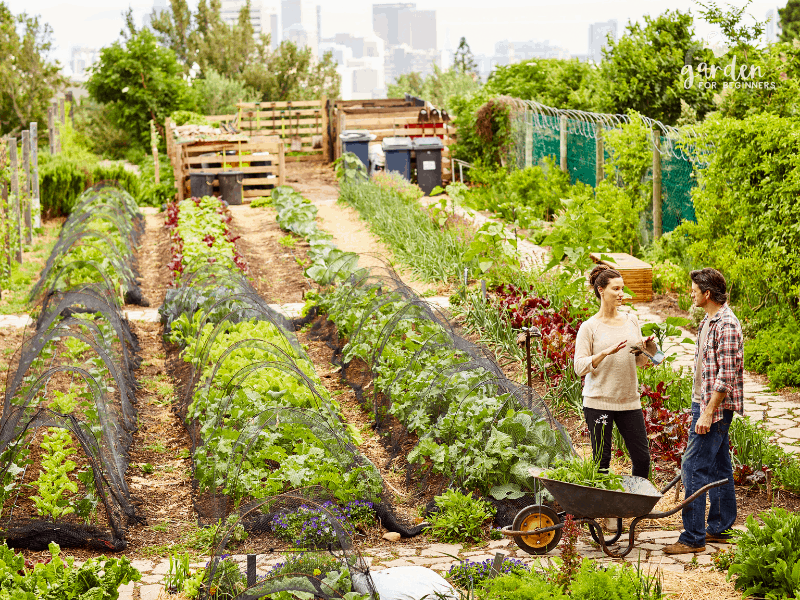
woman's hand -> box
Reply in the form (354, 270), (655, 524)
(603, 340), (628, 357)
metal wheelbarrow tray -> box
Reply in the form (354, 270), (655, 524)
(501, 470), (729, 558)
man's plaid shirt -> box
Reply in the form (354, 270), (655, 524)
(695, 303), (744, 423)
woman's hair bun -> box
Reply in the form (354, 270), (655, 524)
(589, 264), (611, 287)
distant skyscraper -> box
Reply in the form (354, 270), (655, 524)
(221, 0), (278, 38)
(142, 0), (168, 29)
(765, 8), (778, 43)
(281, 0), (318, 55)
(373, 3), (415, 46)
(70, 46), (100, 82)
(588, 19), (617, 63)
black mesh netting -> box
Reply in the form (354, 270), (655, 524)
(200, 487), (377, 600)
(28, 183), (149, 307)
(313, 260), (575, 525)
(0, 184), (146, 551)
(160, 258), (425, 543)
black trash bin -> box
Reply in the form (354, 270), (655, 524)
(382, 137), (413, 180)
(189, 172), (215, 198)
(339, 131), (375, 171)
(413, 137), (444, 195)
(245, 151), (274, 193)
(218, 171), (244, 206)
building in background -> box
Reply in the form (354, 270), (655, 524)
(373, 3), (439, 86)
(588, 19), (618, 63)
(472, 39), (574, 82)
(142, 0), (169, 29)
(765, 8), (779, 43)
(220, 0), (279, 40)
(320, 33), (386, 100)
(69, 46), (100, 82)
(282, 0), (319, 56)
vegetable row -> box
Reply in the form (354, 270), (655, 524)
(0, 184), (146, 549)
(160, 195), (382, 510)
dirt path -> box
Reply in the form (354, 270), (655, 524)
(284, 162), (439, 296)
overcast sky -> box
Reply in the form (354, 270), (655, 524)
(9, 0), (785, 69)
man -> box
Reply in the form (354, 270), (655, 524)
(664, 268), (743, 555)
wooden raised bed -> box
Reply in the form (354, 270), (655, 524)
(590, 252), (653, 302)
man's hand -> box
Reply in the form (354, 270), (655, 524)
(695, 410), (713, 435)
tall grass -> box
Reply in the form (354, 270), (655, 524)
(338, 181), (471, 283)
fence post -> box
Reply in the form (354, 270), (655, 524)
(150, 120), (160, 185)
(59, 98), (66, 126)
(9, 139), (21, 263)
(595, 123), (604, 184)
(321, 96), (330, 163)
(1, 177), (8, 280)
(30, 122), (40, 229)
(525, 118), (533, 169)
(66, 91), (75, 128)
(559, 114), (568, 174)
(21, 131), (31, 244)
(48, 106), (55, 155)
(652, 132), (662, 240)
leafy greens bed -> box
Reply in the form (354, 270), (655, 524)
(161, 196), (382, 509)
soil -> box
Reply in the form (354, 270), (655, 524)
(5, 163), (798, 566)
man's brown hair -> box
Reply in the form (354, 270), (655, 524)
(690, 268), (728, 305)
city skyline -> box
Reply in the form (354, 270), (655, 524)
(14, 0), (784, 83)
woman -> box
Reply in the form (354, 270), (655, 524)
(573, 264), (657, 478)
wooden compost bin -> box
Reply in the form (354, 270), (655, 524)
(590, 252), (654, 302)
(207, 99), (329, 163)
(332, 99), (456, 182)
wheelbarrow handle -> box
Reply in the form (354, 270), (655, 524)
(645, 478), (729, 519)
(659, 473), (682, 496)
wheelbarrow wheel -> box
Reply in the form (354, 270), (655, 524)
(512, 505), (562, 555)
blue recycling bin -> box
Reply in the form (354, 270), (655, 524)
(382, 137), (413, 180)
(339, 131), (375, 171)
(413, 137), (444, 195)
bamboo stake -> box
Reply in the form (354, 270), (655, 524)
(48, 106), (55, 155)
(151, 120), (160, 185)
(653, 132), (662, 240)
(30, 123), (40, 228)
(559, 114), (568, 173)
(21, 131), (31, 243)
(9, 138), (21, 263)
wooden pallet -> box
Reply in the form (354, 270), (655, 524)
(589, 252), (653, 302)
(177, 138), (285, 201)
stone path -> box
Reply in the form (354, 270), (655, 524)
(625, 303), (800, 455)
(114, 530), (741, 598)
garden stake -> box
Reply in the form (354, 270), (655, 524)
(489, 552), (504, 578)
(481, 279), (486, 301)
(525, 328), (532, 391)
(247, 554), (256, 586)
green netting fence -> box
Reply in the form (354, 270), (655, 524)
(509, 99), (704, 234)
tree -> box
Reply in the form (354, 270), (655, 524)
(696, 0), (766, 60)
(86, 28), (196, 150)
(598, 10), (714, 125)
(485, 58), (602, 111)
(0, 2), (65, 136)
(193, 69), (258, 114)
(779, 0), (800, 42)
(242, 41), (340, 101)
(387, 72), (424, 99)
(387, 66), (479, 111)
(453, 37), (478, 77)
(148, 0), (194, 68)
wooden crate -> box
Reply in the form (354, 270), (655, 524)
(178, 138), (285, 201)
(206, 99), (328, 162)
(589, 252), (653, 302)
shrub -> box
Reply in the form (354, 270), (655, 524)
(476, 571), (568, 600)
(570, 560), (663, 600)
(744, 321), (800, 390)
(728, 508), (800, 599)
(427, 489), (495, 543)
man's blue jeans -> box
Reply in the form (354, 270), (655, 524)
(678, 404), (736, 548)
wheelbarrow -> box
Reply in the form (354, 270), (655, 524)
(501, 469), (729, 558)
